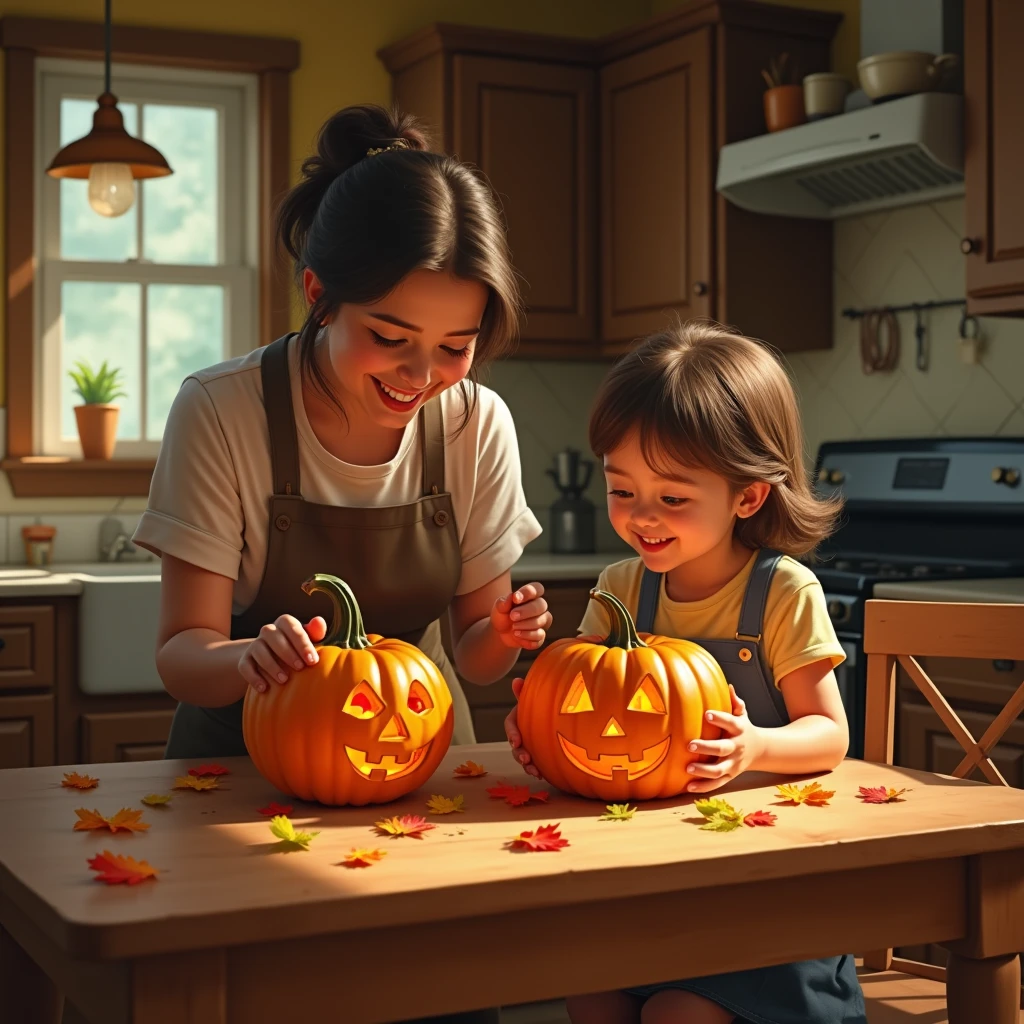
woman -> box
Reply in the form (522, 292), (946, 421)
(134, 104), (549, 784)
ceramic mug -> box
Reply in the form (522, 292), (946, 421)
(803, 73), (852, 120)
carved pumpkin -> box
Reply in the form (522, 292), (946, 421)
(517, 589), (731, 801)
(242, 574), (453, 806)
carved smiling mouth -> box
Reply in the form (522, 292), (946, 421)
(557, 735), (670, 781)
(345, 742), (431, 782)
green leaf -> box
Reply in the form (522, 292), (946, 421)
(699, 813), (743, 833)
(269, 814), (319, 849)
(599, 803), (637, 821)
(694, 797), (742, 821)
(67, 359), (127, 404)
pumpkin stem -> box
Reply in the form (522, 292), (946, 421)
(300, 574), (372, 649)
(589, 589), (648, 650)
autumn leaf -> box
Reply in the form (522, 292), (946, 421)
(488, 783), (550, 806)
(341, 848), (387, 868)
(141, 794), (172, 807)
(61, 772), (98, 790)
(258, 802), (294, 817)
(599, 804), (637, 821)
(743, 810), (777, 827)
(189, 764), (230, 777)
(174, 775), (219, 792)
(694, 797), (743, 822)
(775, 781), (834, 806)
(269, 815), (319, 849)
(487, 782), (514, 800)
(700, 814), (744, 833)
(507, 823), (569, 852)
(87, 850), (160, 885)
(858, 785), (908, 804)
(73, 808), (149, 833)
(426, 794), (465, 815)
(453, 760), (488, 778)
(374, 814), (436, 839)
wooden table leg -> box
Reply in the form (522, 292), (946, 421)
(0, 922), (63, 1024)
(131, 950), (227, 1023)
(946, 951), (1021, 1024)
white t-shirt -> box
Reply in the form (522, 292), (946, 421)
(133, 337), (542, 617)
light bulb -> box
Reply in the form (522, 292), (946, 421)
(87, 163), (135, 217)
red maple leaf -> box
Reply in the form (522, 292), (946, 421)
(374, 814), (436, 839)
(489, 782), (550, 806)
(743, 810), (777, 827)
(258, 802), (294, 817)
(87, 850), (160, 885)
(507, 823), (569, 852)
(189, 764), (230, 777)
(857, 785), (907, 804)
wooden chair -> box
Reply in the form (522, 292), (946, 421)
(858, 598), (1024, 1023)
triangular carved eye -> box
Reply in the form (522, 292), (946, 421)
(560, 672), (594, 713)
(407, 680), (433, 715)
(627, 675), (667, 714)
(343, 680), (385, 720)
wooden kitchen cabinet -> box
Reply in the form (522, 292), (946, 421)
(963, 0), (1024, 316)
(0, 694), (54, 768)
(79, 710), (175, 763)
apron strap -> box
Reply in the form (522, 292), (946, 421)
(420, 398), (446, 496)
(260, 335), (301, 497)
(735, 548), (783, 641)
(636, 567), (661, 634)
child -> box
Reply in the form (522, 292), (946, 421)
(506, 320), (866, 1024)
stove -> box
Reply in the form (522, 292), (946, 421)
(806, 438), (1024, 758)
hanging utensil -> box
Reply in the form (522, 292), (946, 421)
(914, 306), (929, 371)
(958, 307), (982, 364)
(860, 308), (900, 374)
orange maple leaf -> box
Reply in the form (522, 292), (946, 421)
(775, 781), (834, 806)
(857, 785), (908, 804)
(61, 772), (98, 790)
(488, 782), (550, 806)
(188, 764), (230, 777)
(374, 814), (436, 839)
(453, 760), (488, 778)
(174, 776), (219, 791)
(507, 823), (569, 852)
(258, 802), (293, 816)
(87, 850), (160, 885)
(341, 848), (387, 868)
(73, 808), (149, 833)
(743, 810), (777, 827)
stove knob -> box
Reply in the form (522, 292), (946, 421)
(826, 600), (848, 623)
(828, 469), (845, 485)
(817, 468), (830, 482)
(992, 467), (1021, 487)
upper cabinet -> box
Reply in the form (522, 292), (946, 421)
(964, 0), (1024, 316)
(379, 2), (841, 357)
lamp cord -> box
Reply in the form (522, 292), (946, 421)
(104, 0), (112, 94)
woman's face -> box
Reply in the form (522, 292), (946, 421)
(304, 268), (488, 429)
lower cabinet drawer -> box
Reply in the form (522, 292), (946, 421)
(0, 604), (55, 690)
(80, 710), (176, 764)
(0, 694), (54, 768)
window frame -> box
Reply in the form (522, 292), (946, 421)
(0, 16), (298, 497)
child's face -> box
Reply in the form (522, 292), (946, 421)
(603, 433), (764, 571)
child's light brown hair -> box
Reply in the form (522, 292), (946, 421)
(588, 319), (841, 556)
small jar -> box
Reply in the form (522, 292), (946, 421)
(22, 524), (57, 566)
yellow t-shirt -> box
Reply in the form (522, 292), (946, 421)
(578, 550), (846, 688)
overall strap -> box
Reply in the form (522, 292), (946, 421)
(260, 335), (301, 497)
(420, 398), (446, 496)
(636, 568), (662, 634)
(735, 548), (784, 641)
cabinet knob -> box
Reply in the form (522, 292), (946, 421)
(960, 237), (981, 255)
(0, 637), (5, 652)
(992, 466), (1021, 487)
(693, 281), (708, 297)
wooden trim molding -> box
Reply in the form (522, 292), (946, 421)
(0, 17), (299, 497)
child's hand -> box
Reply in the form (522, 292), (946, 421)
(684, 684), (765, 794)
(490, 582), (550, 651)
(504, 677), (542, 779)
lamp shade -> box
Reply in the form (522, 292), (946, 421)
(45, 93), (172, 180)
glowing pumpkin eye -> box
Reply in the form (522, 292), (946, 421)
(627, 675), (667, 715)
(407, 680), (434, 715)
(560, 672), (594, 713)
(343, 681), (385, 720)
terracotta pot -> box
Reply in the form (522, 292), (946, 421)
(74, 403), (119, 460)
(763, 85), (806, 132)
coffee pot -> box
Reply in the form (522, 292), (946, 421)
(546, 448), (596, 554)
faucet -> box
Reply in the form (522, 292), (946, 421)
(98, 516), (137, 562)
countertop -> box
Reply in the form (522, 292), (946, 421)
(872, 577), (1024, 604)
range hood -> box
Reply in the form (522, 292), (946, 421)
(716, 92), (963, 219)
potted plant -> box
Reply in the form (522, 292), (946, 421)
(69, 359), (126, 460)
(762, 53), (805, 133)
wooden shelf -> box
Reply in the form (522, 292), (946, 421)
(1, 457), (155, 498)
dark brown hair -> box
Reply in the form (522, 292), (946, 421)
(275, 104), (522, 421)
(588, 319), (841, 556)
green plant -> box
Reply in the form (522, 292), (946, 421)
(68, 360), (127, 405)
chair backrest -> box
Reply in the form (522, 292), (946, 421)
(861, 599), (1024, 984)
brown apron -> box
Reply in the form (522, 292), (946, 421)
(163, 333), (477, 760)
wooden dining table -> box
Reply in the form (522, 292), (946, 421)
(1, 742), (1023, 1024)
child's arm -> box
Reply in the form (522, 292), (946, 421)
(685, 659), (849, 793)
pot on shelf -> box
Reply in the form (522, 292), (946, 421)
(764, 85), (806, 132)
(74, 403), (120, 460)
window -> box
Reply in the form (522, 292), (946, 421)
(36, 60), (257, 458)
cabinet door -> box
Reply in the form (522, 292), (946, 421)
(600, 29), (712, 346)
(964, 0), (1024, 314)
(80, 710), (175, 763)
(0, 695), (54, 768)
(453, 56), (597, 350)
(0, 604), (55, 690)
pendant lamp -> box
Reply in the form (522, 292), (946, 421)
(45, 0), (172, 217)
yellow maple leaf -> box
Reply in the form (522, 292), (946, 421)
(174, 775), (219, 791)
(373, 814), (435, 839)
(61, 772), (98, 790)
(141, 793), (172, 807)
(599, 803), (637, 821)
(776, 781), (834, 806)
(269, 815), (319, 849)
(341, 848), (387, 868)
(426, 794), (465, 815)
(453, 760), (488, 778)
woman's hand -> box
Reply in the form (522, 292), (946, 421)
(684, 685), (765, 794)
(240, 615), (327, 693)
(504, 677), (541, 778)
(490, 582), (551, 651)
